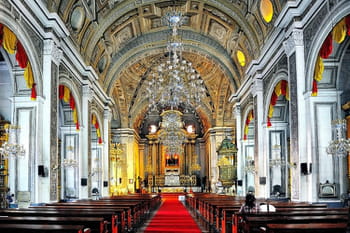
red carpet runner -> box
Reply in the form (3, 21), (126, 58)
(144, 194), (201, 233)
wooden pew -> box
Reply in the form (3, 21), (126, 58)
(260, 222), (348, 233)
(0, 216), (105, 233)
(0, 209), (119, 233)
(39, 204), (129, 232)
(232, 208), (349, 233)
(0, 223), (90, 233)
(244, 215), (348, 233)
(45, 201), (139, 230)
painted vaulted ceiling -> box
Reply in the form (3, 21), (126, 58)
(46, 0), (286, 135)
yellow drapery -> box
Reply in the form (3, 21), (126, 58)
(2, 26), (17, 54)
(313, 56), (324, 82)
(333, 18), (347, 44)
(23, 62), (34, 89)
(63, 86), (70, 103)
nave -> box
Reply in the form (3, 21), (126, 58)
(1, 1), (350, 232)
(0, 191), (348, 233)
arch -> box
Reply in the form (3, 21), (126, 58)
(58, 77), (82, 130)
(0, 7), (42, 99)
(265, 71), (289, 127)
(306, 3), (350, 96)
(242, 108), (254, 141)
(85, 0), (260, 67)
(91, 112), (103, 144)
(105, 30), (239, 96)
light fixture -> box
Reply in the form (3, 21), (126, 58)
(0, 124), (25, 159)
(186, 125), (194, 134)
(244, 156), (256, 174)
(62, 145), (78, 168)
(159, 110), (186, 156)
(0, 91), (25, 159)
(149, 125), (157, 134)
(62, 108), (78, 168)
(326, 119), (350, 157)
(146, 10), (206, 111)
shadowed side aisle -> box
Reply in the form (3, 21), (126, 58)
(144, 194), (202, 233)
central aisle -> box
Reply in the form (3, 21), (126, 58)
(144, 194), (202, 233)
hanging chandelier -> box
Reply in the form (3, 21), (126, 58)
(326, 119), (350, 157)
(0, 124), (25, 159)
(62, 145), (78, 168)
(159, 110), (186, 155)
(146, 10), (206, 111)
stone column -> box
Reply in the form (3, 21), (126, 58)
(283, 29), (309, 201)
(233, 104), (243, 195)
(139, 139), (146, 181)
(208, 129), (218, 193)
(40, 39), (61, 202)
(151, 140), (157, 175)
(79, 85), (92, 198)
(102, 108), (111, 196)
(251, 78), (266, 198)
(342, 102), (350, 191)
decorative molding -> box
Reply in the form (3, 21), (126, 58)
(104, 108), (113, 121)
(283, 36), (295, 57)
(283, 29), (303, 57)
(292, 29), (304, 46)
(82, 84), (93, 101)
(251, 79), (263, 97)
(43, 40), (63, 65)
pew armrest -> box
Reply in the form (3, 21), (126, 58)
(84, 228), (91, 233)
(259, 227), (267, 233)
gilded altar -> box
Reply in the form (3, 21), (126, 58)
(145, 110), (200, 191)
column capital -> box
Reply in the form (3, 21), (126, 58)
(283, 29), (304, 56)
(233, 103), (241, 116)
(43, 39), (62, 65)
(104, 108), (112, 121)
(251, 79), (263, 96)
(292, 29), (304, 46)
(82, 84), (93, 101)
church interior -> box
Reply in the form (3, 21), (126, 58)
(0, 0), (350, 232)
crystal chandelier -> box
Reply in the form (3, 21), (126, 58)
(244, 157), (256, 174)
(0, 124), (25, 159)
(62, 145), (78, 168)
(326, 119), (350, 157)
(146, 10), (206, 111)
(159, 110), (186, 155)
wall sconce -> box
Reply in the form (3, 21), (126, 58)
(149, 125), (157, 134)
(186, 125), (195, 134)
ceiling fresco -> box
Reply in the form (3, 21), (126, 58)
(46, 0), (286, 134)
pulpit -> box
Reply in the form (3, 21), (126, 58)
(217, 137), (238, 189)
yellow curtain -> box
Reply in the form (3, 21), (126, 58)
(274, 81), (282, 96)
(3, 26), (17, 54)
(333, 19), (346, 44)
(248, 112), (253, 121)
(23, 62), (34, 89)
(268, 105), (274, 118)
(244, 125), (249, 135)
(92, 114), (96, 125)
(314, 56), (324, 82)
(97, 128), (101, 138)
(285, 83), (290, 101)
(72, 109), (78, 124)
(63, 86), (70, 102)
